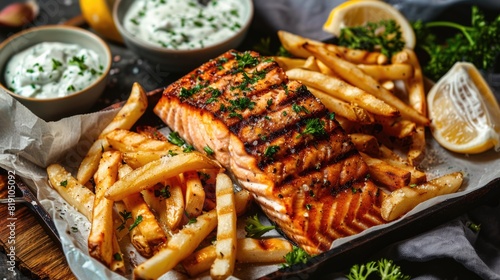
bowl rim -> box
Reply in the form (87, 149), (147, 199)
(0, 25), (112, 103)
(112, 0), (254, 54)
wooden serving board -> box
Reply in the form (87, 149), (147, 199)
(0, 175), (76, 280)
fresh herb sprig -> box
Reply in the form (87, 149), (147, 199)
(412, 6), (500, 80)
(244, 214), (276, 238)
(338, 19), (405, 59)
(281, 246), (312, 268)
(346, 258), (411, 280)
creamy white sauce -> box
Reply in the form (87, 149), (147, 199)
(123, 0), (246, 50)
(4, 42), (103, 99)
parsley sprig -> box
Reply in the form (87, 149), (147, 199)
(244, 214), (276, 238)
(281, 246), (311, 268)
(412, 6), (500, 80)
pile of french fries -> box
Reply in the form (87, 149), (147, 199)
(46, 83), (293, 279)
(275, 31), (464, 221)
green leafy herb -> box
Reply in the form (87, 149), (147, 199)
(234, 51), (259, 69)
(264, 145), (280, 159)
(117, 210), (132, 231)
(281, 246), (311, 268)
(167, 131), (194, 152)
(113, 253), (122, 261)
(346, 258), (411, 280)
(60, 180), (68, 187)
(155, 185), (171, 198)
(67, 85), (76, 91)
(204, 146), (214, 155)
(297, 118), (326, 138)
(412, 6), (500, 80)
(185, 211), (197, 224)
(292, 103), (310, 115)
(129, 215), (143, 231)
(338, 19), (405, 59)
(179, 84), (204, 99)
(205, 87), (222, 104)
(69, 55), (88, 71)
(468, 222), (481, 233)
(244, 214), (276, 238)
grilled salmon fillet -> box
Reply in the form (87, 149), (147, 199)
(154, 50), (386, 254)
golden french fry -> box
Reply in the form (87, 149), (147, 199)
(356, 63), (414, 81)
(315, 59), (339, 77)
(76, 138), (110, 186)
(381, 172), (464, 221)
(133, 210), (218, 279)
(349, 133), (380, 156)
(76, 83), (148, 185)
(303, 43), (430, 126)
(308, 87), (374, 124)
(378, 145), (427, 185)
(46, 164), (95, 220)
(165, 178), (185, 230)
(361, 152), (411, 191)
(234, 189), (253, 216)
(277, 30), (325, 58)
(182, 238), (292, 277)
(122, 150), (174, 169)
(302, 56), (321, 72)
(286, 68), (399, 117)
(329, 45), (387, 65)
(110, 235), (125, 273)
(106, 129), (182, 154)
(99, 82), (148, 136)
(88, 151), (121, 268)
(106, 152), (221, 201)
(273, 56), (307, 71)
(374, 116), (416, 139)
(211, 173), (237, 280)
(183, 171), (206, 218)
(399, 49), (427, 166)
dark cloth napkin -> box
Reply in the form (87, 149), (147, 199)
(252, 0), (500, 279)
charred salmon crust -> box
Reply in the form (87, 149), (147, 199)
(153, 50), (386, 254)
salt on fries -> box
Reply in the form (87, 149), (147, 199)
(277, 30), (464, 220)
(46, 84), (292, 279)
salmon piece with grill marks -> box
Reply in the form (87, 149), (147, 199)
(153, 50), (386, 254)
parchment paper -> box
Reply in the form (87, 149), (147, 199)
(1, 85), (499, 279)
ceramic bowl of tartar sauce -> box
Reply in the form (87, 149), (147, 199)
(113, 0), (254, 72)
(0, 25), (112, 121)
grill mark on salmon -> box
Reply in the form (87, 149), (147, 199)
(154, 50), (386, 254)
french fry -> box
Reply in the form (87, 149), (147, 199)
(76, 83), (148, 185)
(211, 173), (237, 279)
(118, 164), (167, 257)
(286, 68), (399, 117)
(273, 56), (307, 71)
(308, 87), (374, 124)
(302, 56), (321, 72)
(182, 238), (292, 277)
(330, 45), (387, 65)
(133, 210), (218, 279)
(316, 59), (338, 77)
(165, 177), (185, 230)
(399, 49), (427, 166)
(349, 133), (380, 156)
(373, 115), (416, 139)
(378, 145), (427, 185)
(234, 189), (253, 216)
(183, 171), (206, 218)
(361, 152), (411, 191)
(303, 43), (430, 126)
(356, 63), (414, 81)
(277, 30), (324, 58)
(106, 129), (182, 154)
(381, 172), (464, 221)
(88, 151), (121, 267)
(46, 163), (95, 220)
(106, 152), (221, 201)
(122, 150), (174, 169)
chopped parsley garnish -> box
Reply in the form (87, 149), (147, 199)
(179, 83), (204, 99)
(129, 215), (143, 231)
(245, 214), (276, 238)
(297, 118), (326, 138)
(205, 87), (222, 104)
(26, 69), (34, 73)
(60, 180), (68, 187)
(67, 85), (76, 91)
(154, 185), (171, 198)
(204, 146), (214, 155)
(264, 145), (280, 159)
(167, 131), (194, 152)
(234, 51), (259, 69)
(113, 253), (122, 261)
(117, 210), (132, 231)
(292, 103), (310, 114)
(281, 246), (312, 268)
(69, 55), (88, 71)
(185, 211), (197, 224)
(228, 97), (255, 111)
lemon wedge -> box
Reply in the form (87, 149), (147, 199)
(427, 62), (500, 154)
(79, 0), (122, 43)
(323, 0), (415, 49)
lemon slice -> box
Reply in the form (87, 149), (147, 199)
(323, 0), (415, 49)
(427, 62), (500, 154)
(79, 0), (122, 43)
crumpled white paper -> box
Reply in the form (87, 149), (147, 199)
(1, 86), (499, 279)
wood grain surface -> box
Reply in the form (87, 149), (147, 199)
(0, 175), (76, 280)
